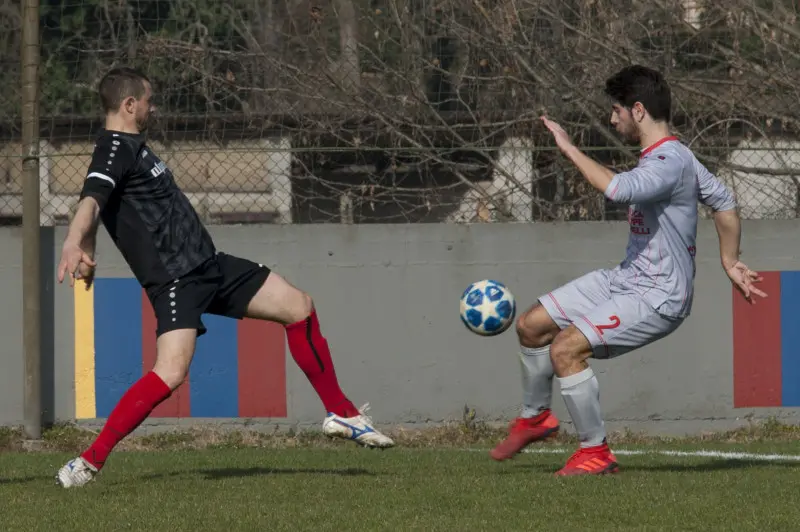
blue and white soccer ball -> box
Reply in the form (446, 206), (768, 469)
(459, 279), (517, 336)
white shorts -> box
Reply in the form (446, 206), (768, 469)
(538, 269), (683, 359)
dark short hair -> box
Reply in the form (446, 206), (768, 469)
(604, 65), (671, 122)
(98, 67), (150, 113)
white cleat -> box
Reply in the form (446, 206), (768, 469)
(323, 403), (395, 449)
(56, 456), (98, 488)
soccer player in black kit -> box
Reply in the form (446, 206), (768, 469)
(56, 67), (393, 488)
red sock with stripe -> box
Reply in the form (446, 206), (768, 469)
(285, 310), (360, 418)
(81, 371), (171, 470)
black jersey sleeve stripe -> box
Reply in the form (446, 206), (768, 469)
(86, 171), (116, 187)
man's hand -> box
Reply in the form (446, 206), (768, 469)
(75, 260), (96, 290)
(58, 242), (97, 289)
(58, 196), (101, 289)
(540, 115), (616, 194)
(541, 116), (576, 154)
(725, 260), (767, 304)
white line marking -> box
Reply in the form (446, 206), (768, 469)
(515, 448), (800, 462)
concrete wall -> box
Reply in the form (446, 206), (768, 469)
(1, 221), (799, 435)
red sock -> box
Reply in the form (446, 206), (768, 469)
(81, 371), (171, 469)
(285, 310), (360, 417)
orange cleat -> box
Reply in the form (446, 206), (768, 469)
(555, 440), (619, 476)
(489, 410), (560, 461)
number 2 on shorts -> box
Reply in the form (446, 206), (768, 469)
(596, 315), (621, 335)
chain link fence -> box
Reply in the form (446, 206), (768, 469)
(2, 0), (800, 225)
(0, 0), (21, 224)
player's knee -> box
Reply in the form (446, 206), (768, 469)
(245, 273), (315, 325)
(515, 315), (534, 343)
(516, 305), (558, 348)
(152, 351), (191, 389)
(299, 291), (314, 318)
(286, 289), (314, 323)
(153, 329), (195, 389)
(156, 368), (187, 390)
(152, 360), (189, 390)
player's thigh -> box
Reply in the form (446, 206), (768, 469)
(146, 271), (219, 386)
(538, 269), (613, 329)
(574, 294), (683, 360)
(147, 270), (218, 338)
(207, 252), (310, 325)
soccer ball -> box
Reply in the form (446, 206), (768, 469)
(459, 279), (517, 336)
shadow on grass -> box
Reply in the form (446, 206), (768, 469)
(0, 475), (55, 485)
(0, 468), (376, 487)
(139, 466), (377, 481)
(200, 467), (376, 480)
(622, 460), (800, 473)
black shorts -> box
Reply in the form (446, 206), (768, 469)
(145, 252), (271, 337)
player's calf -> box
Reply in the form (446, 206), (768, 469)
(515, 305), (561, 420)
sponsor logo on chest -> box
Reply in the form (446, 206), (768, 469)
(150, 160), (168, 178)
(628, 208), (651, 235)
(142, 150), (169, 178)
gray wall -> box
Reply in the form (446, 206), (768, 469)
(1, 221), (799, 435)
(0, 229), (23, 426)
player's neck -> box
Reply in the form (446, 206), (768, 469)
(104, 115), (140, 135)
(638, 123), (673, 152)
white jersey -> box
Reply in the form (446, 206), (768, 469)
(603, 137), (736, 318)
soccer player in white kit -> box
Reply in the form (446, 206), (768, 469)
(489, 65), (767, 475)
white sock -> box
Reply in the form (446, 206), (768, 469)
(519, 345), (554, 418)
(557, 367), (606, 448)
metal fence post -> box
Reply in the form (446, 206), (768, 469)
(21, 0), (41, 440)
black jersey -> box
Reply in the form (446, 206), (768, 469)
(79, 129), (216, 289)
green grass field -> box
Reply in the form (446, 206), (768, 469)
(2, 422), (800, 531)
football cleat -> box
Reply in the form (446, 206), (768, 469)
(56, 456), (98, 488)
(490, 409), (560, 461)
(323, 403), (395, 448)
(555, 440), (619, 476)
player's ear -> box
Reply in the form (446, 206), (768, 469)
(122, 96), (137, 115)
(632, 102), (646, 122)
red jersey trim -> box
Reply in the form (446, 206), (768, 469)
(640, 136), (679, 158)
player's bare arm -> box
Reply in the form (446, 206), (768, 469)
(540, 116), (615, 193)
(58, 197), (100, 288)
(695, 158), (766, 304)
(713, 208), (766, 304)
